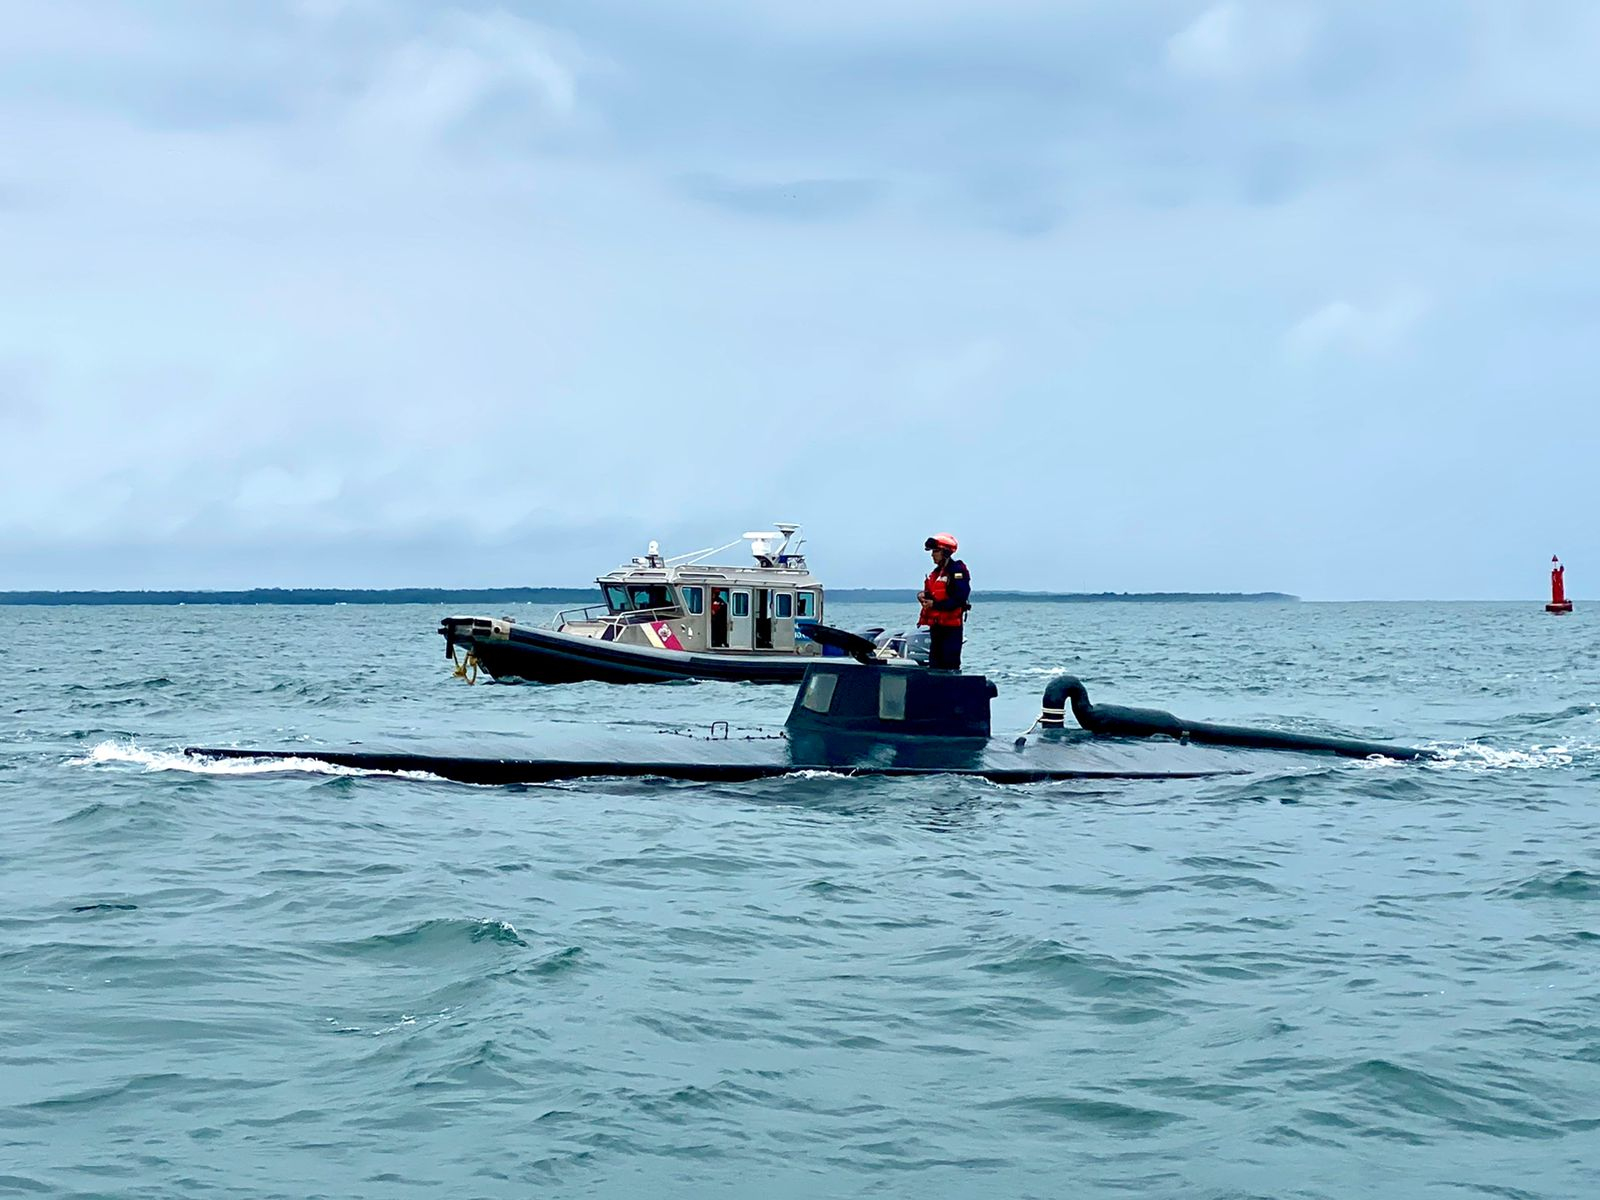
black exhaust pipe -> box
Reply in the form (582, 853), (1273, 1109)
(1040, 676), (1437, 761)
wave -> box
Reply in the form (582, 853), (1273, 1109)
(312, 920), (586, 979)
(1498, 703), (1600, 729)
(1318, 1056), (1567, 1140)
(1496, 869), (1600, 901)
(982, 1094), (1185, 1133)
(974, 938), (1182, 999)
(1419, 741), (1592, 771)
(68, 740), (448, 783)
(322, 917), (532, 958)
(17, 1069), (267, 1114)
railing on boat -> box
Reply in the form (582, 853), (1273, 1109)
(554, 603), (684, 630)
(553, 603), (612, 626)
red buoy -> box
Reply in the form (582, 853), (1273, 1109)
(1547, 555), (1573, 614)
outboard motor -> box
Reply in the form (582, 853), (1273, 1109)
(873, 627), (931, 664)
(801, 624), (929, 664)
(804, 622), (886, 656)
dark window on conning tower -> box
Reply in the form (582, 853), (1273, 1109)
(879, 673), (907, 720)
(801, 673), (837, 713)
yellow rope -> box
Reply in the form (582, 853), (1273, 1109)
(451, 647), (480, 685)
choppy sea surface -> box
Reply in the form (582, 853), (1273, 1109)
(3, 600), (1599, 1199)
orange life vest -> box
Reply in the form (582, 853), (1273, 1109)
(919, 565), (967, 628)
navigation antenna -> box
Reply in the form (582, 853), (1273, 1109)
(744, 523), (805, 568)
(663, 524), (807, 568)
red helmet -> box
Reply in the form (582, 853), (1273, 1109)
(924, 532), (958, 551)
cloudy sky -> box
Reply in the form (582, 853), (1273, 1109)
(3, 1), (1596, 597)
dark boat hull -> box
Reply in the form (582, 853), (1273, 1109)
(447, 621), (815, 685)
(182, 663), (1436, 787)
(183, 739), (1240, 785)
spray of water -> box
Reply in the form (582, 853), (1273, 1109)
(70, 740), (447, 783)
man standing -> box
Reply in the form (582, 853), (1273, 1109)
(917, 532), (971, 670)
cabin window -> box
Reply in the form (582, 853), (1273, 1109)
(796, 591), (817, 618)
(682, 586), (704, 615)
(879, 673), (908, 720)
(802, 673), (837, 713)
(775, 593), (793, 618)
(606, 584), (677, 614)
(731, 593), (750, 618)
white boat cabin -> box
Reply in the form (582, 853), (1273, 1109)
(553, 525), (825, 655)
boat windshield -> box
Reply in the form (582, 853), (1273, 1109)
(604, 583), (678, 614)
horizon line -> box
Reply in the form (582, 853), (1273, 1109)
(0, 586), (1563, 604)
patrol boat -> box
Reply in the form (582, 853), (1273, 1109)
(438, 525), (830, 684)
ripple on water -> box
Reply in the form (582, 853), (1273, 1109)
(319, 917), (532, 960)
(980, 1093), (1187, 1135)
(1497, 869), (1600, 901)
(974, 938), (1183, 1000)
(1311, 1057), (1577, 1142)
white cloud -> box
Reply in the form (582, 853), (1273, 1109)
(1284, 291), (1430, 360)
(1166, 1), (1318, 82)
(339, 10), (583, 148)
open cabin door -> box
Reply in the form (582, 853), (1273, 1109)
(754, 589), (774, 649)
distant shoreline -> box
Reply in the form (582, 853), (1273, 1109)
(0, 587), (1299, 606)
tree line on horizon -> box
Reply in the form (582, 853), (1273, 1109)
(0, 587), (1299, 606)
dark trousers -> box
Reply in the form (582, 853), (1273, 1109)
(928, 624), (963, 670)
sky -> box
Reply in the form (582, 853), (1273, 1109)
(2, 0), (1597, 598)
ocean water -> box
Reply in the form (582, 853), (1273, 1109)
(3, 600), (1598, 1199)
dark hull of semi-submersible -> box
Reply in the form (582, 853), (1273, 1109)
(190, 627), (1439, 786)
(184, 726), (1249, 786)
(439, 617), (815, 685)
